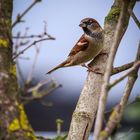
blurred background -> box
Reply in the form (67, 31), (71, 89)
(12, 0), (140, 132)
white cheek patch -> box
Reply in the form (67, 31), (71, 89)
(77, 42), (87, 46)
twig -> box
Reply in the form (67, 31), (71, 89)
(16, 60), (25, 84)
(22, 81), (62, 103)
(12, 22), (51, 55)
(93, 1), (129, 140)
(27, 79), (51, 93)
(26, 46), (40, 84)
(112, 62), (134, 75)
(12, 37), (55, 60)
(13, 22), (48, 39)
(99, 41), (140, 140)
(13, 34), (45, 39)
(12, 0), (42, 28)
(109, 60), (140, 88)
(128, 9), (140, 29)
(17, 56), (30, 60)
(117, 128), (133, 140)
(12, 31), (30, 56)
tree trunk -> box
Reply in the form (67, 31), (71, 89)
(67, 0), (136, 139)
(0, 0), (35, 139)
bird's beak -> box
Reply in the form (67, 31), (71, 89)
(79, 22), (86, 27)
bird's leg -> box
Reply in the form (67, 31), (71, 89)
(81, 64), (103, 75)
(81, 64), (92, 71)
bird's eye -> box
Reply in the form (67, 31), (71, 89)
(86, 20), (93, 25)
(87, 20), (92, 23)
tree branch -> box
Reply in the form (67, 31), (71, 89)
(26, 46), (40, 84)
(13, 21), (49, 39)
(12, 0), (42, 28)
(21, 79), (62, 104)
(93, 1), (131, 140)
(67, 0), (136, 140)
(128, 9), (140, 29)
(112, 62), (134, 75)
(12, 36), (55, 60)
(99, 41), (140, 140)
(13, 34), (45, 39)
(109, 61), (140, 88)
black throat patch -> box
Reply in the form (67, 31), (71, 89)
(83, 27), (103, 40)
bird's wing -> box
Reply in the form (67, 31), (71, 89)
(68, 35), (89, 56)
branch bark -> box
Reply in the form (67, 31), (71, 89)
(112, 62), (134, 75)
(67, 55), (107, 140)
(109, 61), (140, 88)
(67, 0), (136, 140)
(99, 41), (140, 140)
(93, 1), (136, 140)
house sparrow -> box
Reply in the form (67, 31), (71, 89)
(47, 18), (104, 74)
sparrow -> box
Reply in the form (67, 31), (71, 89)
(47, 18), (104, 74)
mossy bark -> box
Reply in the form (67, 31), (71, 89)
(0, 0), (36, 139)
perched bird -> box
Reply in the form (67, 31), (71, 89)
(47, 18), (104, 74)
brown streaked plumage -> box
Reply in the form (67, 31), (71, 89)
(68, 35), (89, 56)
(46, 18), (104, 74)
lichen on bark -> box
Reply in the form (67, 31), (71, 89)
(104, 7), (121, 24)
(0, 0), (36, 139)
(0, 39), (8, 48)
(8, 104), (36, 140)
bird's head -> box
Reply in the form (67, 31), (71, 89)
(79, 18), (102, 33)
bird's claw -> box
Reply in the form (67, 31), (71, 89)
(82, 64), (103, 75)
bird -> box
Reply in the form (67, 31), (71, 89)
(46, 18), (104, 74)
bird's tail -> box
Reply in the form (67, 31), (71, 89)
(46, 60), (68, 74)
